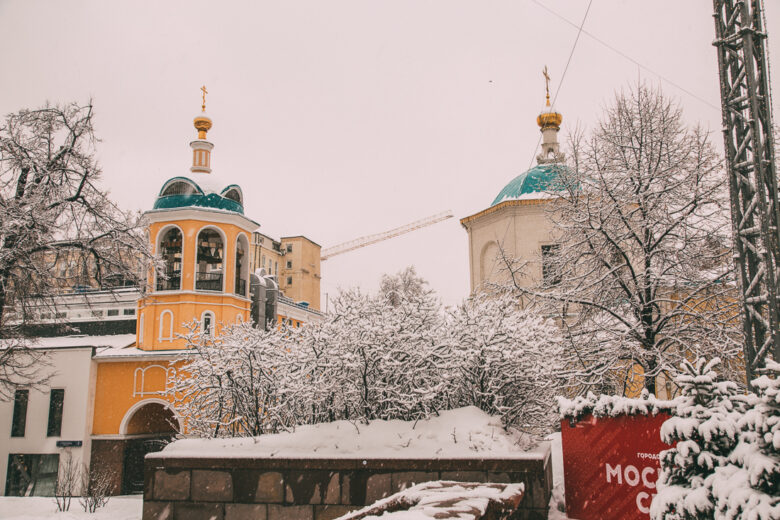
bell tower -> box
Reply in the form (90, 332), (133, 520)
(135, 90), (259, 350)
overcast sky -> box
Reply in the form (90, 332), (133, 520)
(1, 1), (778, 307)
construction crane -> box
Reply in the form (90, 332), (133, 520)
(320, 211), (454, 261)
(713, 0), (780, 383)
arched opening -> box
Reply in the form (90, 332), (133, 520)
(235, 234), (249, 297)
(222, 187), (243, 205)
(157, 227), (182, 291)
(160, 180), (199, 197)
(120, 400), (179, 495)
(201, 310), (215, 335)
(195, 228), (224, 291)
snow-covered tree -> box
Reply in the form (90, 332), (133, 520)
(170, 321), (303, 437)
(307, 268), (449, 423)
(448, 291), (563, 436)
(651, 358), (741, 519)
(710, 360), (780, 519)
(0, 102), (152, 398)
(503, 84), (742, 394)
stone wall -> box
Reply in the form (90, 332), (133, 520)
(142, 445), (552, 520)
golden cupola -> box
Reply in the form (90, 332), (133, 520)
(536, 67), (565, 165)
(191, 86), (214, 174)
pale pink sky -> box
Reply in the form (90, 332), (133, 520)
(1, 1), (778, 306)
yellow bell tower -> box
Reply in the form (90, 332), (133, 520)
(135, 90), (259, 350)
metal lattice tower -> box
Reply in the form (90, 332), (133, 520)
(713, 0), (780, 382)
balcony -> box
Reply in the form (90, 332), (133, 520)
(156, 274), (181, 292)
(196, 272), (223, 291)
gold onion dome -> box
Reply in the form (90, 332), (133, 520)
(537, 66), (562, 130)
(194, 114), (212, 139)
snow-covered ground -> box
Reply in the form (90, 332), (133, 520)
(158, 406), (547, 459)
(0, 496), (141, 520)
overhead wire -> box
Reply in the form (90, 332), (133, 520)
(525, 0), (593, 172)
(530, 0), (720, 112)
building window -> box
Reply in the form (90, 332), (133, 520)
(47, 389), (64, 437)
(107, 309), (119, 316)
(5, 454), (60, 496)
(202, 311), (215, 335)
(123, 308), (135, 316)
(235, 235), (249, 297)
(196, 228), (224, 291)
(157, 227), (183, 291)
(286, 276), (293, 285)
(541, 244), (562, 286)
(11, 389), (29, 437)
(286, 261), (292, 269)
(286, 244), (293, 253)
(275, 261), (278, 276)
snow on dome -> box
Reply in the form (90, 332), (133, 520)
(491, 164), (569, 206)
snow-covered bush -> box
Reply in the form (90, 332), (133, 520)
(710, 360), (780, 519)
(651, 358), (741, 519)
(170, 321), (304, 437)
(448, 291), (563, 435)
(173, 267), (564, 440)
(301, 268), (449, 423)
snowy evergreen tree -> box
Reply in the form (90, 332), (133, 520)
(651, 358), (741, 519)
(710, 360), (780, 519)
(448, 291), (563, 436)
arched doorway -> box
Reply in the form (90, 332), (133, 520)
(119, 400), (179, 494)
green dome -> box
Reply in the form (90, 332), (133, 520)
(153, 176), (244, 214)
(491, 164), (568, 206)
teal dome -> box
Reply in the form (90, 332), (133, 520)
(153, 176), (244, 214)
(491, 164), (568, 206)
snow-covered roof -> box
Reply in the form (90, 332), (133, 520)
(155, 406), (550, 459)
(1, 334), (137, 350)
(94, 345), (194, 359)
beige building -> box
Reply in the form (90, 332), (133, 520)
(461, 97), (566, 293)
(250, 232), (322, 311)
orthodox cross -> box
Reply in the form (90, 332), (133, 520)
(201, 85), (208, 112)
(543, 66), (551, 105)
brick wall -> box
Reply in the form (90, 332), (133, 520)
(142, 447), (552, 520)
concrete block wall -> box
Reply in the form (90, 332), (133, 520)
(142, 448), (553, 520)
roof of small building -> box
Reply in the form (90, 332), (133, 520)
(490, 164), (569, 207)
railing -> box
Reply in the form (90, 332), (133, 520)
(196, 272), (223, 291)
(156, 274), (181, 291)
(234, 278), (246, 296)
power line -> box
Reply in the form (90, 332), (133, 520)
(527, 0), (593, 171)
(530, 0), (720, 111)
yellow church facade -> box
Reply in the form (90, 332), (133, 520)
(87, 100), (321, 493)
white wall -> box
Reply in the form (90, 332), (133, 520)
(0, 347), (95, 496)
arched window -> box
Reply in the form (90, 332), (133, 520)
(235, 234), (249, 297)
(157, 228), (182, 291)
(222, 188), (243, 205)
(160, 181), (198, 197)
(201, 311), (215, 335)
(159, 310), (174, 341)
(196, 228), (223, 291)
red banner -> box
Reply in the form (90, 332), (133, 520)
(561, 413), (672, 519)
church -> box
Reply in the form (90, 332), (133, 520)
(460, 81), (567, 293)
(0, 96), (324, 496)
